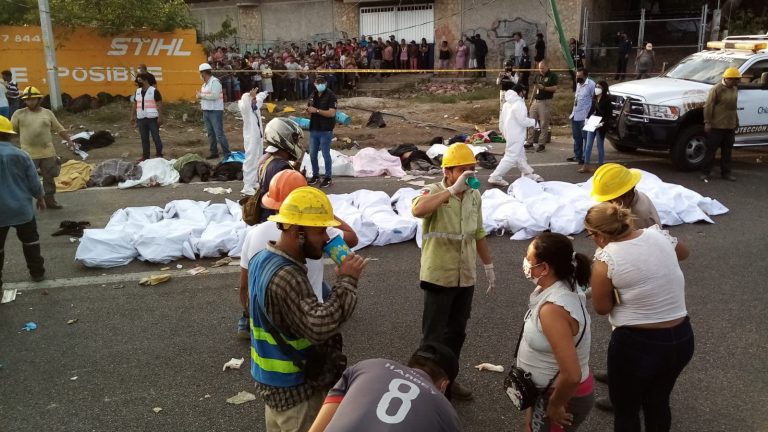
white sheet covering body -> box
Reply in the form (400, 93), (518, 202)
(350, 148), (406, 177)
(118, 158), (180, 188)
(301, 149), (355, 178)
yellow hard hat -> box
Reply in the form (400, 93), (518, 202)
(722, 67), (741, 79)
(591, 163), (642, 202)
(268, 186), (341, 227)
(0, 116), (16, 134)
(20, 86), (43, 100)
(441, 143), (476, 168)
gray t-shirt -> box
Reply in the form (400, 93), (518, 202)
(285, 62), (301, 79)
(324, 359), (462, 432)
(631, 190), (661, 229)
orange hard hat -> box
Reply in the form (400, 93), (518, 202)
(261, 170), (308, 210)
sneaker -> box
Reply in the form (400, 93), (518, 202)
(523, 143), (533, 149)
(595, 396), (614, 412)
(206, 153), (220, 160)
(566, 156), (578, 162)
(450, 380), (474, 401)
(594, 369), (609, 384)
(535, 145), (546, 152)
(488, 177), (509, 188)
(320, 177), (332, 188)
(237, 316), (250, 340)
(31, 273), (45, 282)
(307, 176), (320, 185)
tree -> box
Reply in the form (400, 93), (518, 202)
(0, 0), (197, 35)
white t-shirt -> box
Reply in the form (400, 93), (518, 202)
(516, 281), (591, 388)
(595, 226), (687, 327)
(240, 221), (341, 302)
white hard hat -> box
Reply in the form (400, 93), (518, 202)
(199, 63), (213, 72)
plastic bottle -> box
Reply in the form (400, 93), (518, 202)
(466, 176), (481, 190)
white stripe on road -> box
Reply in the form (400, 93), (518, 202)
(5, 259), (335, 291)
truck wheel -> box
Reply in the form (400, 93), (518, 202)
(608, 138), (637, 153)
(671, 125), (707, 171)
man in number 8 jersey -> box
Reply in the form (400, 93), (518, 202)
(309, 342), (463, 431)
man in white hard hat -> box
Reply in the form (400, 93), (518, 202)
(197, 62), (230, 160)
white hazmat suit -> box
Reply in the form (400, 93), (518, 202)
(489, 90), (541, 187)
(238, 90), (269, 195)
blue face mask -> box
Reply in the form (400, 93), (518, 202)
(315, 83), (327, 92)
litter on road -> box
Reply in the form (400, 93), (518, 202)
(2, 289), (18, 304)
(152, 407), (162, 413)
(138, 274), (171, 286)
(187, 266), (209, 276)
(203, 187), (232, 195)
(226, 391), (257, 405)
(475, 363), (505, 373)
(222, 357), (245, 371)
(66, 319), (78, 325)
(21, 322), (37, 332)
(211, 257), (233, 268)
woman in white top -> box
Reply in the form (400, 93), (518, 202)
(516, 233), (594, 431)
(585, 202), (693, 432)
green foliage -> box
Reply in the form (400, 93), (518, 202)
(725, 9), (768, 36)
(200, 16), (238, 47)
(0, 0), (197, 35)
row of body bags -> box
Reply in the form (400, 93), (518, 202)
(75, 170), (728, 268)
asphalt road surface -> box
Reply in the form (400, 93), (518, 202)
(1, 140), (767, 432)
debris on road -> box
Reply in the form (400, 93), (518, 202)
(222, 357), (245, 371)
(67, 319), (78, 325)
(1, 289), (18, 304)
(212, 257), (233, 268)
(70, 376), (78, 381)
(226, 391), (256, 405)
(203, 187), (232, 195)
(153, 407), (163, 413)
(187, 266), (208, 276)
(160, 267), (171, 271)
(138, 274), (171, 286)
(474, 363), (505, 373)
(21, 322), (38, 332)
(176, 264), (183, 269)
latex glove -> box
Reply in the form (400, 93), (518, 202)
(484, 263), (496, 294)
(447, 170), (475, 196)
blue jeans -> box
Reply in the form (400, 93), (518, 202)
(608, 317), (694, 432)
(571, 119), (585, 161)
(202, 110), (230, 156)
(137, 117), (163, 158)
(309, 130), (333, 178)
(584, 129), (605, 165)
(298, 79), (309, 101)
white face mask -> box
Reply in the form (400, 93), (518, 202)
(522, 257), (544, 285)
(595, 87), (603, 96)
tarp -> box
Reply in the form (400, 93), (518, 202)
(55, 160), (93, 192)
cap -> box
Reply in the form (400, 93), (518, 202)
(414, 342), (458, 382)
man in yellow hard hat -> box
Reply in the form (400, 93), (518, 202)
(701, 67), (740, 182)
(248, 186), (368, 432)
(0, 116), (46, 289)
(590, 163), (660, 229)
(411, 142), (496, 400)
(11, 86), (75, 209)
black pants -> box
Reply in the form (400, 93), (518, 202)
(0, 218), (45, 288)
(702, 128), (734, 177)
(137, 117), (163, 159)
(477, 55), (486, 77)
(616, 55), (629, 80)
(421, 283), (474, 360)
(608, 317), (694, 432)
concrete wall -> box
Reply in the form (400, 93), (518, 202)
(260, 0), (334, 43)
(188, 0), (240, 36)
(334, 0), (359, 37)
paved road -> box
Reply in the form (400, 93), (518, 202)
(1, 140), (767, 431)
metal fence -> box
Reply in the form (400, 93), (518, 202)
(580, 6), (709, 75)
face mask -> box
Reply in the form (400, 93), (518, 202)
(576, 77), (585, 84)
(315, 83), (327, 92)
(646, 46), (653, 51)
(595, 87), (603, 96)
(522, 257), (543, 285)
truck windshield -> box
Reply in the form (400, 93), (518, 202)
(664, 55), (746, 84)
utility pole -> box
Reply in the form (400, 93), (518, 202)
(38, 0), (62, 110)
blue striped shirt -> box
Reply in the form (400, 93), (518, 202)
(0, 141), (43, 227)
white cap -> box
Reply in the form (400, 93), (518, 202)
(265, 145), (280, 153)
(199, 63), (213, 72)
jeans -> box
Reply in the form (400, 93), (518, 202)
(0, 218), (45, 287)
(309, 130), (333, 178)
(702, 128), (734, 176)
(298, 79), (309, 100)
(202, 110), (230, 156)
(608, 317), (694, 432)
(421, 283), (474, 361)
(137, 117), (163, 158)
(571, 120), (586, 161)
(584, 129), (605, 165)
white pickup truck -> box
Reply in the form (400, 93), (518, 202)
(606, 33), (768, 170)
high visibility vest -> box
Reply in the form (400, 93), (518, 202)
(135, 87), (159, 119)
(200, 77), (224, 111)
(248, 249), (313, 387)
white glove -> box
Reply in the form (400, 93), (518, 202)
(484, 263), (496, 294)
(447, 170), (475, 196)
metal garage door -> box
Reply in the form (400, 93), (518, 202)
(360, 4), (434, 43)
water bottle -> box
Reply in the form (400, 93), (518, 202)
(466, 176), (481, 190)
